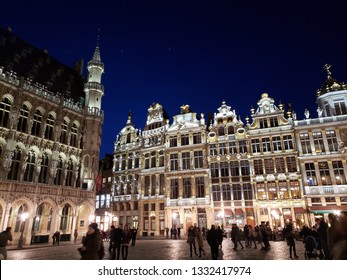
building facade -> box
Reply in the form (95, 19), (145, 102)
(294, 65), (347, 225)
(104, 66), (347, 235)
(0, 27), (104, 244)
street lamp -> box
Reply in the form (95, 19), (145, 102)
(17, 212), (29, 249)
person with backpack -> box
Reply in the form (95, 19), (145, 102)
(0, 227), (12, 260)
(79, 223), (103, 260)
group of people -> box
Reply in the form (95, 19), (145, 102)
(107, 224), (138, 260)
(165, 227), (182, 239)
(299, 213), (347, 260)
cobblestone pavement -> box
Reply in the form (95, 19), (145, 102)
(6, 238), (308, 260)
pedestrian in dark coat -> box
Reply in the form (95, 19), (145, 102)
(121, 225), (131, 260)
(80, 223), (102, 260)
(207, 225), (219, 260)
(0, 227), (12, 260)
(111, 223), (123, 260)
(187, 225), (198, 257)
(131, 228), (138, 246)
(316, 218), (330, 259)
(195, 227), (205, 257)
(284, 223), (298, 259)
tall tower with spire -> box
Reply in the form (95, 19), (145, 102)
(84, 44), (104, 111)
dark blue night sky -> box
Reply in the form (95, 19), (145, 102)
(2, 1), (347, 158)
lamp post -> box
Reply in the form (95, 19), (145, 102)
(17, 212), (28, 249)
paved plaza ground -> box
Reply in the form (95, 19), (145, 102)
(6, 237), (306, 260)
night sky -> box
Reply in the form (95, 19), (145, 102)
(1, 1), (347, 158)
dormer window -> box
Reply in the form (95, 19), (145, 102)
(259, 119), (268, 129)
(334, 101), (347, 115)
(269, 117), (278, 127)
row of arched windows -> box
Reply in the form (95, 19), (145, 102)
(6, 146), (77, 187)
(0, 97), (80, 147)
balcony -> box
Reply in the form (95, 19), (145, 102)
(304, 185), (347, 195)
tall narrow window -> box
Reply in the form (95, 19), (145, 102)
(300, 133), (312, 154)
(286, 156), (297, 172)
(194, 151), (203, 169)
(240, 160), (250, 176)
(333, 161), (346, 185)
(334, 101), (347, 115)
(196, 177), (205, 197)
(17, 104), (29, 132)
(158, 151), (164, 167)
(182, 152), (190, 170)
(39, 153), (49, 184)
(159, 174), (165, 195)
(193, 133), (201, 144)
(220, 161), (229, 177)
(170, 153), (179, 171)
(60, 120), (68, 144)
(326, 130), (338, 152)
(144, 176), (150, 196)
(283, 135), (293, 150)
(222, 185), (231, 200)
(210, 163), (219, 177)
(243, 183), (253, 200)
(23, 150), (36, 182)
(170, 179), (179, 199)
(169, 136), (177, 147)
(253, 159), (263, 175)
(305, 163), (317, 186)
(232, 185), (242, 200)
(54, 157), (63, 185)
(183, 178), (191, 198)
(45, 114), (55, 140)
(229, 142), (236, 154)
(218, 126), (225, 136)
(227, 126), (234, 135)
(181, 134), (189, 146)
(15, 204), (28, 233)
(319, 161), (331, 185)
(7, 146), (21, 180)
(60, 205), (70, 231)
(212, 185), (221, 201)
(262, 137), (271, 152)
(275, 158), (285, 173)
(272, 136), (282, 151)
(230, 161), (239, 177)
(31, 110), (42, 136)
(252, 139), (261, 153)
(264, 158), (274, 174)
(219, 143), (227, 155)
(65, 159), (73, 187)
(313, 131), (325, 154)
(0, 97), (11, 128)
(70, 123), (78, 147)
(238, 140), (248, 153)
(151, 151), (156, 168)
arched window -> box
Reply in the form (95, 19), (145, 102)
(17, 104), (29, 132)
(0, 97), (11, 128)
(126, 133), (131, 144)
(31, 110), (42, 136)
(70, 123), (78, 147)
(60, 205), (70, 231)
(218, 126), (225, 136)
(32, 205), (43, 231)
(7, 146), (21, 180)
(151, 151), (156, 168)
(45, 114), (55, 140)
(14, 204), (28, 233)
(227, 126), (234, 135)
(24, 150), (36, 182)
(60, 120), (68, 144)
(54, 157), (63, 185)
(39, 153), (49, 184)
(65, 159), (74, 187)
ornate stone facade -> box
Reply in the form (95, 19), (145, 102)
(0, 28), (104, 245)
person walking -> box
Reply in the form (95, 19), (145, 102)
(131, 227), (138, 246)
(284, 222), (298, 259)
(166, 227), (169, 239)
(79, 223), (103, 260)
(111, 223), (123, 260)
(187, 225), (198, 258)
(244, 225), (250, 247)
(74, 229), (78, 243)
(315, 217), (330, 259)
(248, 225), (257, 249)
(207, 225), (219, 260)
(108, 225), (115, 254)
(121, 225), (131, 260)
(231, 224), (244, 250)
(177, 227), (181, 239)
(195, 227), (205, 257)
(217, 226), (224, 249)
(0, 227), (12, 260)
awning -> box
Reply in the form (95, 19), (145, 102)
(234, 208), (244, 215)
